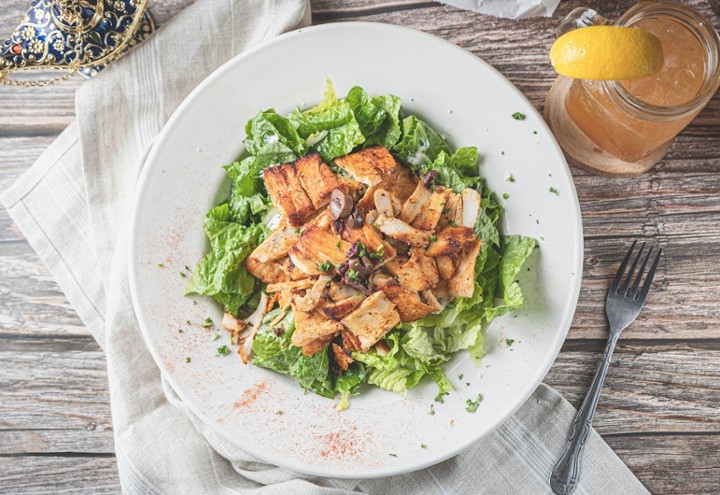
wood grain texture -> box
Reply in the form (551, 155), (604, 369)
(1, 0), (720, 493)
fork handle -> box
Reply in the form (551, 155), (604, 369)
(550, 334), (619, 495)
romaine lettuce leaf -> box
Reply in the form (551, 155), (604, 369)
(483, 235), (537, 321)
(184, 216), (266, 315)
(244, 109), (307, 158)
(289, 80), (365, 162)
(392, 115), (450, 169)
(345, 86), (403, 149)
(252, 310), (337, 398)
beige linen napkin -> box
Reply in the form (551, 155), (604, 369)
(2, 0), (650, 493)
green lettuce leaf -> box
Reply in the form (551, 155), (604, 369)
(252, 310), (336, 398)
(429, 148), (482, 193)
(244, 109), (307, 158)
(345, 86), (403, 149)
(289, 80), (364, 162)
(483, 235), (538, 321)
(392, 115), (450, 170)
(184, 208), (266, 314)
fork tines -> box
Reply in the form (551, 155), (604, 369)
(609, 240), (662, 302)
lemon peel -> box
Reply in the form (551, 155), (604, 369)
(550, 26), (664, 81)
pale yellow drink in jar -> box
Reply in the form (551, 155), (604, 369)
(565, 16), (707, 163)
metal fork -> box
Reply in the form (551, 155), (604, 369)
(550, 240), (662, 495)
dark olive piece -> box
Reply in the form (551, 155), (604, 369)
(329, 188), (354, 220)
(422, 170), (439, 188)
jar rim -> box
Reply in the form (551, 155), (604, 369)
(603, 1), (720, 120)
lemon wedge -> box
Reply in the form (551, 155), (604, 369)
(550, 26), (664, 81)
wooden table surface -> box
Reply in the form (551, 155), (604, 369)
(2, 1), (719, 493)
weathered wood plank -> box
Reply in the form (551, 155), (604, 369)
(0, 341), (111, 437)
(1, 334), (718, 455)
(547, 342), (720, 434)
(0, 241), (88, 336)
(0, 456), (120, 495)
(608, 434), (720, 495)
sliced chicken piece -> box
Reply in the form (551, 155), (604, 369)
(340, 291), (401, 350)
(296, 224), (350, 265)
(384, 248), (440, 292)
(293, 275), (331, 312)
(322, 294), (364, 320)
(291, 308), (344, 348)
(250, 224), (300, 263)
(302, 334), (335, 356)
(376, 278), (438, 322)
(245, 256), (287, 284)
(341, 225), (368, 246)
(374, 188), (395, 218)
(328, 283), (361, 302)
(288, 243), (324, 276)
(448, 239), (482, 298)
(341, 330), (362, 352)
(436, 255), (456, 280)
(462, 188), (481, 228)
(277, 290), (293, 310)
(331, 343), (355, 371)
(221, 312), (247, 342)
(433, 280), (450, 300)
(335, 146), (416, 201)
(263, 163), (315, 227)
(425, 226), (479, 257)
(266, 278), (315, 294)
(294, 154), (340, 209)
(280, 257), (312, 281)
(373, 215), (432, 248)
(444, 192), (464, 226)
(412, 187), (448, 231)
(356, 183), (379, 213)
(362, 223), (396, 264)
(399, 181), (433, 224)
(421, 290), (443, 312)
(334, 149), (384, 186)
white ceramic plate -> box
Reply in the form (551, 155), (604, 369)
(129, 22), (583, 479)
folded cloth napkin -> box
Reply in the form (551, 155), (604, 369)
(1, 0), (649, 493)
(438, 0), (562, 19)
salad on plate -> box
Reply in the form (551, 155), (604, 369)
(185, 81), (536, 406)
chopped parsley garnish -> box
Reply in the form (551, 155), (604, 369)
(201, 317), (214, 328)
(336, 239), (342, 248)
(533, 130), (538, 135)
(217, 345), (230, 356)
(506, 173), (515, 183)
(429, 405), (436, 415)
(512, 111), (526, 120)
(441, 207), (450, 215)
(449, 220), (458, 227)
(295, 228), (302, 235)
(369, 252), (384, 262)
(275, 410), (284, 415)
(185, 357), (191, 363)
(502, 193), (509, 200)
(458, 374), (464, 380)
(429, 234), (438, 243)
(466, 394), (483, 413)
(420, 443), (428, 449)
(317, 261), (333, 273)
(357, 241), (367, 258)
(179, 272), (187, 278)
(389, 453), (398, 457)
(157, 263), (165, 268)
(213, 333), (220, 341)
(506, 338), (515, 347)
(346, 269), (360, 281)
(549, 187), (559, 195)
(434, 392), (448, 404)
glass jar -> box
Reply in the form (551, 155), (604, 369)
(544, 2), (720, 174)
